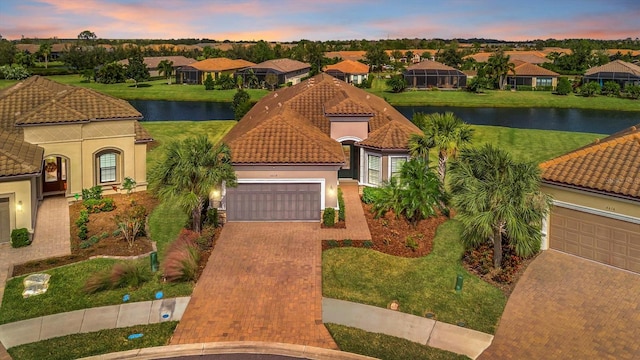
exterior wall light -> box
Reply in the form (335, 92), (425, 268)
(17, 200), (23, 212)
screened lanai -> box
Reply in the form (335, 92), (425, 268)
(583, 60), (640, 88)
(404, 60), (467, 89)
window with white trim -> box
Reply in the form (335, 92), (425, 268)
(95, 150), (121, 184)
(367, 154), (381, 186)
(390, 156), (408, 179)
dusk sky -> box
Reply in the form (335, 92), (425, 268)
(1, 0), (639, 42)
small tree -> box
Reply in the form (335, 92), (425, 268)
(265, 72), (278, 90)
(232, 88), (251, 120)
(203, 73), (215, 90)
(216, 73), (236, 90)
(157, 59), (174, 85)
(114, 204), (146, 248)
(80, 69), (94, 83)
(555, 77), (572, 95)
(38, 43), (52, 69)
(386, 75), (407, 93)
(125, 52), (150, 88)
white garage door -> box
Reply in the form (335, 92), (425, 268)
(225, 183), (321, 221)
(550, 206), (640, 273)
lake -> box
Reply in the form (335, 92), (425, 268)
(129, 100), (639, 134)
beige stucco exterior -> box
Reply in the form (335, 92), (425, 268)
(232, 165), (341, 209)
(0, 178), (36, 234)
(330, 118), (369, 142)
(22, 120), (148, 199)
(542, 183), (640, 219)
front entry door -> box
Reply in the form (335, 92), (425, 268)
(42, 156), (67, 194)
(338, 143), (359, 180)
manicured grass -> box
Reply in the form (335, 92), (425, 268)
(368, 77), (640, 111)
(471, 125), (601, 163)
(0, 258), (192, 324)
(7, 322), (177, 360)
(41, 75), (270, 102)
(323, 220), (506, 334)
(326, 323), (469, 360)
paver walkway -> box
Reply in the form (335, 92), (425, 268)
(479, 250), (640, 360)
(0, 196), (70, 305)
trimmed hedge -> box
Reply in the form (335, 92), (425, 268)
(10, 228), (30, 248)
(323, 208), (336, 227)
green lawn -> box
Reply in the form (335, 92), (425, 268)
(326, 324), (469, 360)
(323, 220), (506, 334)
(0, 258), (192, 324)
(8, 322), (177, 360)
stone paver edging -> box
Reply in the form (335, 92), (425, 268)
(79, 341), (379, 360)
(323, 298), (493, 360)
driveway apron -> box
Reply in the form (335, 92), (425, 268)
(480, 250), (640, 360)
(171, 222), (338, 349)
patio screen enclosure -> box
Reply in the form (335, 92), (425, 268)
(404, 69), (467, 88)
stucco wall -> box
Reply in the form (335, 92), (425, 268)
(330, 120), (368, 141)
(0, 179), (34, 233)
(542, 183), (640, 219)
(233, 165), (340, 208)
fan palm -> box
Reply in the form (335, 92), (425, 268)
(449, 144), (551, 269)
(149, 135), (237, 232)
(158, 59), (174, 85)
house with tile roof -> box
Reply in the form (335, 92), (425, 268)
(0, 76), (152, 243)
(583, 60), (640, 89)
(539, 125), (640, 273)
(219, 73), (420, 221)
(117, 56), (197, 77)
(403, 60), (467, 89)
(236, 59), (311, 89)
(175, 58), (255, 85)
(465, 51), (550, 65)
(506, 60), (560, 90)
(324, 60), (369, 85)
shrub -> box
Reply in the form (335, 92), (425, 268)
(516, 85), (533, 91)
(78, 224), (88, 241)
(161, 230), (201, 282)
(80, 232), (109, 249)
(337, 188), (345, 222)
(205, 208), (219, 228)
(83, 198), (115, 213)
(122, 177), (136, 194)
(361, 186), (380, 204)
(342, 239), (352, 247)
(195, 225), (216, 250)
(625, 84), (640, 99)
(386, 75), (407, 93)
(10, 228), (30, 248)
(601, 81), (621, 97)
(82, 186), (103, 201)
(203, 73), (215, 90)
(110, 262), (151, 289)
(114, 204), (147, 248)
(84, 270), (112, 294)
(327, 240), (339, 248)
(323, 208), (336, 227)
(581, 81), (600, 97)
(75, 210), (89, 227)
(405, 235), (419, 251)
(363, 240), (374, 248)
(555, 77), (572, 95)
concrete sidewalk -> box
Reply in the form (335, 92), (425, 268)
(0, 297), (190, 349)
(322, 298), (493, 360)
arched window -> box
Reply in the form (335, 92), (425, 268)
(95, 149), (121, 184)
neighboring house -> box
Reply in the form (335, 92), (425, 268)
(220, 73), (421, 222)
(324, 60), (369, 85)
(0, 76), (152, 243)
(236, 59), (311, 88)
(117, 56), (197, 77)
(583, 60), (640, 89)
(404, 60), (467, 89)
(175, 58), (255, 85)
(324, 51), (367, 62)
(539, 124), (640, 274)
(466, 51), (550, 65)
(507, 60), (560, 90)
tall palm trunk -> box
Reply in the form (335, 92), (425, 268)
(438, 152), (448, 184)
(192, 201), (204, 233)
(493, 225), (503, 269)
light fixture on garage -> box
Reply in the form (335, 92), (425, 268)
(17, 200), (23, 212)
(329, 185), (335, 196)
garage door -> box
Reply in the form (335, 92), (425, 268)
(550, 206), (640, 273)
(0, 198), (9, 243)
(225, 183), (321, 221)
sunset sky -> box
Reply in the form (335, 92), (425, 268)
(1, 0), (639, 42)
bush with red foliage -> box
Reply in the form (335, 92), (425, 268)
(161, 229), (201, 282)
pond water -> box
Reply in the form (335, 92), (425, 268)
(129, 100), (639, 135)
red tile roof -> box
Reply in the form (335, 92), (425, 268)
(223, 74), (420, 165)
(117, 56), (197, 69)
(0, 131), (43, 177)
(585, 60), (640, 77)
(406, 60), (461, 71)
(509, 60), (559, 77)
(189, 58), (255, 72)
(247, 58), (310, 73)
(540, 124), (640, 200)
(325, 60), (369, 75)
(466, 51), (550, 64)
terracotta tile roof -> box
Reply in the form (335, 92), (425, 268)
(602, 49), (640, 57)
(540, 124), (640, 200)
(585, 60), (640, 77)
(117, 56), (197, 69)
(357, 121), (420, 150)
(223, 74), (419, 164)
(325, 60), (369, 75)
(0, 131), (44, 177)
(466, 51), (550, 64)
(247, 58), (310, 73)
(134, 122), (154, 143)
(189, 58), (255, 72)
(509, 60), (559, 77)
(325, 51), (367, 61)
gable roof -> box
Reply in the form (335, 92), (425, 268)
(223, 74), (420, 165)
(357, 121), (420, 151)
(0, 131), (44, 178)
(406, 60), (462, 72)
(540, 124), (640, 200)
(584, 60), (640, 77)
(509, 60), (560, 77)
(246, 58), (310, 73)
(188, 58), (255, 72)
(118, 56), (197, 69)
(325, 60), (369, 75)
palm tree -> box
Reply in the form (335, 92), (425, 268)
(486, 50), (515, 90)
(149, 135), (237, 233)
(409, 112), (473, 184)
(157, 59), (174, 85)
(39, 43), (51, 69)
(448, 144), (551, 269)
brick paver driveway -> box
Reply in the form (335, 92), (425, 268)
(480, 250), (640, 360)
(170, 222), (339, 349)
